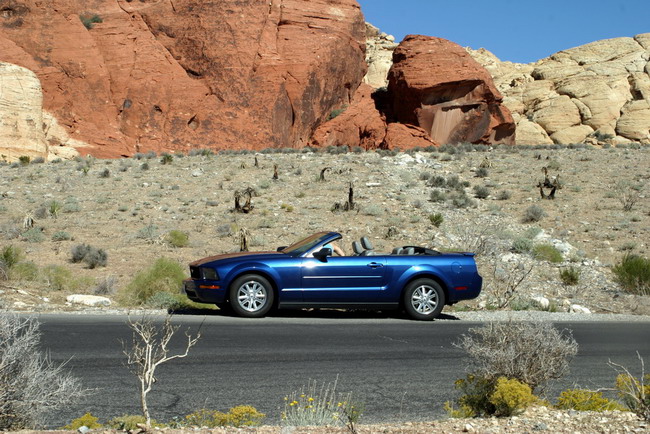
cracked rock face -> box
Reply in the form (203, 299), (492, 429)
(468, 33), (650, 145)
(387, 35), (516, 146)
(0, 0), (366, 158)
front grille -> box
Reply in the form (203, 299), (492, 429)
(189, 266), (201, 279)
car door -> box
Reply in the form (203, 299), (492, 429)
(300, 255), (387, 303)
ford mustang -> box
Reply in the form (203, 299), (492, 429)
(183, 231), (482, 320)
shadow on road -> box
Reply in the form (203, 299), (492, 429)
(170, 306), (461, 321)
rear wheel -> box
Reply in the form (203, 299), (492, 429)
(403, 279), (445, 320)
(229, 274), (274, 318)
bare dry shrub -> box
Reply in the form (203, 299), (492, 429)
(481, 259), (534, 308)
(456, 321), (578, 392)
(122, 315), (201, 428)
(610, 353), (650, 421)
(0, 313), (84, 430)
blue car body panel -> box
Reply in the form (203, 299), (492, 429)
(184, 231), (482, 314)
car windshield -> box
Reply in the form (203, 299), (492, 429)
(281, 232), (336, 257)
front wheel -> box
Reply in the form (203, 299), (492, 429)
(403, 279), (445, 320)
(229, 274), (274, 318)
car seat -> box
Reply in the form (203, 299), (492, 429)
(360, 236), (377, 256)
(391, 247), (403, 255)
(403, 247), (415, 255)
(352, 241), (364, 256)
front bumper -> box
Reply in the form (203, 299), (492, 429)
(183, 279), (227, 303)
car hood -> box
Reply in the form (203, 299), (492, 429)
(190, 251), (282, 266)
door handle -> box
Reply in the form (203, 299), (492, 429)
(367, 262), (383, 268)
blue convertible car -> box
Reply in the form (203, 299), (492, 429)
(183, 231), (482, 320)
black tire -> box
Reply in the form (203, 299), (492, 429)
(402, 279), (445, 320)
(229, 274), (275, 318)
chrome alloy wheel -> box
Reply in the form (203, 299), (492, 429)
(410, 284), (439, 314)
(237, 280), (268, 312)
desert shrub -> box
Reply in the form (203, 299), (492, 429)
(21, 227), (45, 243)
(522, 205), (546, 223)
(52, 231), (72, 241)
(1, 245), (23, 269)
(327, 107), (347, 120)
(475, 167), (489, 178)
(282, 379), (361, 428)
(446, 375), (537, 418)
(556, 389), (624, 412)
(429, 189), (447, 202)
(362, 204), (383, 216)
(449, 190), (476, 209)
(533, 244), (563, 263)
(427, 175), (447, 188)
(160, 153), (173, 165)
(166, 230), (189, 248)
(99, 168), (110, 178)
(136, 224), (159, 242)
(79, 13), (102, 29)
(429, 213), (444, 227)
(511, 237), (533, 254)
(48, 200), (62, 218)
(455, 321), (578, 392)
(8, 261), (39, 281)
(120, 258), (186, 305)
(473, 185), (490, 199)
(183, 406), (264, 428)
(70, 244), (107, 268)
(140, 162), (150, 170)
(614, 368), (650, 420)
(497, 190), (512, 200)
(107, 415), (160, 430)
(144, 292), (187, 311)
(94, 275), (117, 296)
(612, 180), (643, 212)
(559, 267), (580, 285)
(41, 265), (91, 292)
(18, 155), (31, 165)
(489, 377), (538, 417)
(0, 313), (84, 430)
(63, 412), (102, 430)
(612, 254), (650, 296)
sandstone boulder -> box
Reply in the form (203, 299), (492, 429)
(0, 0), (366, 157)
(311, 84), (386, 150)
(467, 33), (650, 145)
(387, 35), (516, 145)
(364, 23), (398, 89)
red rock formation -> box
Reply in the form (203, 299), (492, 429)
(387, 35), (515, 145)
(0, 0), (366, 157)
(311, 84), (386, 149)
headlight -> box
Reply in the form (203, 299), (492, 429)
(201, 267), (219, 280)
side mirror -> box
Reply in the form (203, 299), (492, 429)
(276, 246), (287, 252)
(313, 247), (332, 261)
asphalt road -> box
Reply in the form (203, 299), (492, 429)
(34, 311), (650, 428)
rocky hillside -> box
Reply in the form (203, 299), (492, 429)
(365, 29), (650, 146)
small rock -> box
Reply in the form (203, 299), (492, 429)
(463, 422), (475, 433)
(13, 301), (28, 308)
(532, 296), (550, 310)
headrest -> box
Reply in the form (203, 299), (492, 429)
(361, 236), (373, 250)
(352, 241), (363, 255)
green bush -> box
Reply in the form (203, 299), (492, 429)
(556, 389), (625, 412)
(429, 189), (447, 202)
(166, 230), (189, 248)
(52, 231), (72, 241)
(473, 185), (490, 199)
(160, 153), (173, 165)
(429, 213), (444, 227)
(489, 377), (538, 417)
(9, 262), (39, 281)
(21, 228), (45, 243)
(559, 267), (580, 286)
(1, 245), (23, 269)
(612, 254), (650, 296)
(41, 265), (92, 292)
(184, 406), (264, 428)
(446, 375), (538, 418)
(533, 244), (563, 263)
(107, 415), (159, 430)
(120, 258), (186, 305)
(144, 292), (187, 310)
(79, 13), (103, 30)
(63, 412), (102, 430)
(18, 155), (31, 165)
